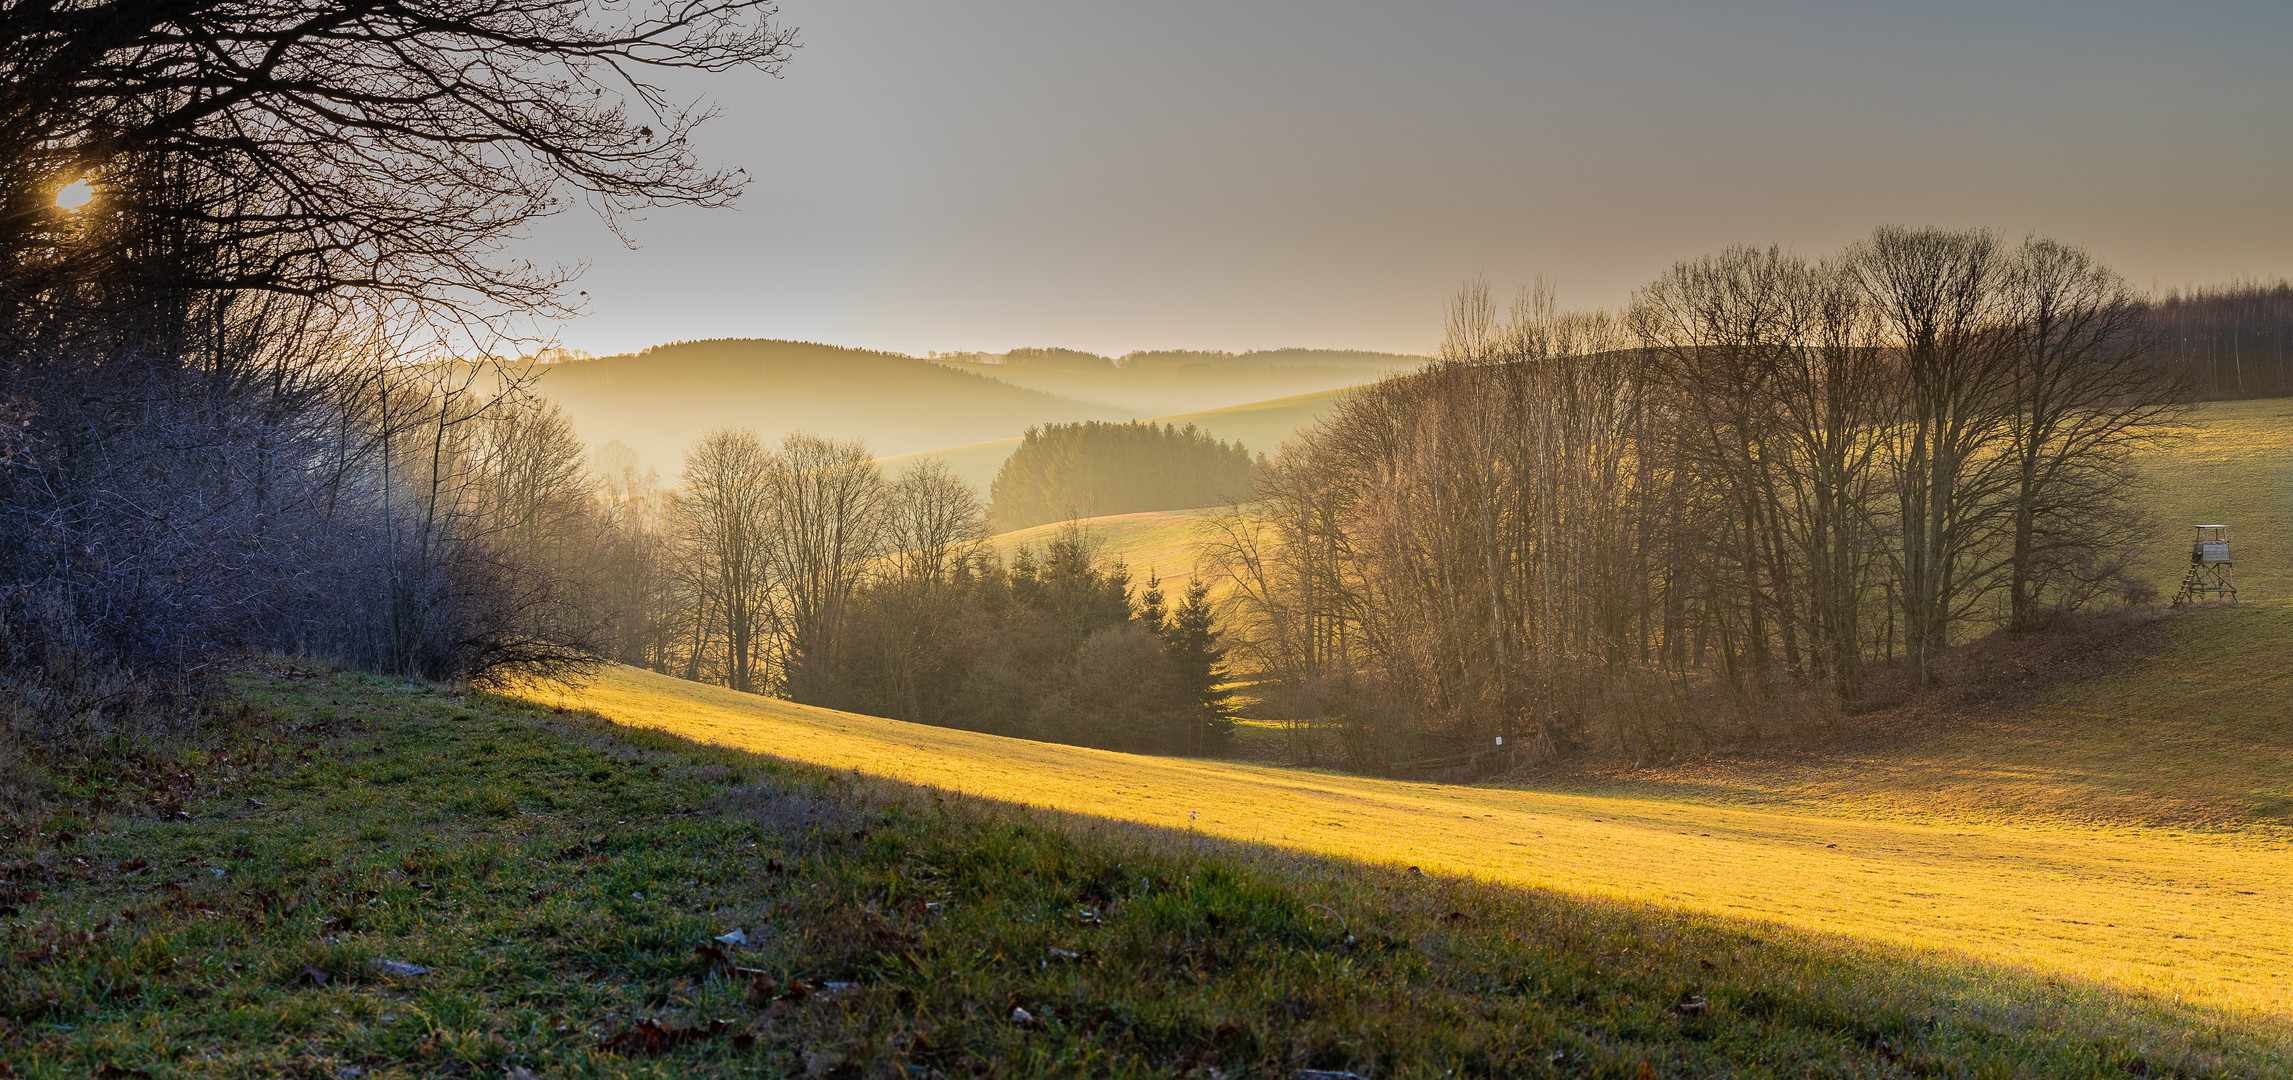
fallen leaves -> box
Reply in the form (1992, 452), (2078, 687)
(694, 942), (761, 980)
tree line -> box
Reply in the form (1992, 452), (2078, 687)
(989, 421), (1263, 532)
(2143, 279), (2293, 400)
(589, 431), (1238, 754)
(1209, 227), (2185, 771)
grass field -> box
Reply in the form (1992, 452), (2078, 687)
(988, 510), (1229, 581)
(2134, 396), (2293, 597)
(537, 652), (2293, 1025)
(1566, 398), (2293, 821)
(20, 672), (2287, 1077)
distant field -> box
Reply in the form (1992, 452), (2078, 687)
(2134, 396), (2293, 597)
(988, 509), (1228, 580)
(543, 652), (2293, 1022)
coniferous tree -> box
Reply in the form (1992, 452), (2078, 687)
(1158, 577), (1238, 754)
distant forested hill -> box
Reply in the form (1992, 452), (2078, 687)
(989, 421), (1263, 531)
(878, 385), (1358, 494)
(927, 347), (1424, 416)
(526, 339), (1128, 478)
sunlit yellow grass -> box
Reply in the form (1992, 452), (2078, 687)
(534, 662), (2293, 1022)
(990, 509), (1227, 580)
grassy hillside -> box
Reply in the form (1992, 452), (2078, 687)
(1577, 601), (2293, 827)
(9, 669), (2285, 1077)
(2133, 396), (2293, 597)
(542, 656), (2293, 1023)
(886, 386), (1358, 493)
(929, 349), (1421, 417)
(525, 340), (1127, 477)
(989, 510), (1228, 580)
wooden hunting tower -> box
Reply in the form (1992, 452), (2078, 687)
(2172, 525), (2236, 606)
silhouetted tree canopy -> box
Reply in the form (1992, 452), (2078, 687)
(0, 0), (795, 329)
(989, 421), (1263, 532)
(2143, 279), (2293, 399)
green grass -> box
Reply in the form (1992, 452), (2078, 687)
(5, 669), (2288, 1077)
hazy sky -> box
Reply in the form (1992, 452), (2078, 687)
(523, 0), (2293, 359)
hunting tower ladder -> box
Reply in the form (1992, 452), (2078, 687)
(2172, 525), (2236, 606)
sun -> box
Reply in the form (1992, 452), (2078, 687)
(54, 178), (94, 210)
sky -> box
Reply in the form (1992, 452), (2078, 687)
(521, 0), (2293, 360)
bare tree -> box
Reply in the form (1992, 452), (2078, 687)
(592, 441), (676, 669)
(1999, 237), (2187, 627)
(1852, 226), (2020, 688)
(764, 433), (887, 691)
(886, 457), (986, 587)
(679, 429), (775, 693)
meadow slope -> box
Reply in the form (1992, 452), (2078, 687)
(541, 644), (2293, 1023)
(17, 670), (2286, 1077)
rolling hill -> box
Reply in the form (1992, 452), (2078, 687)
(522, 339), (1127, 478)
(975, 394), (2293, 608)
(927, 347), (1423, 417)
